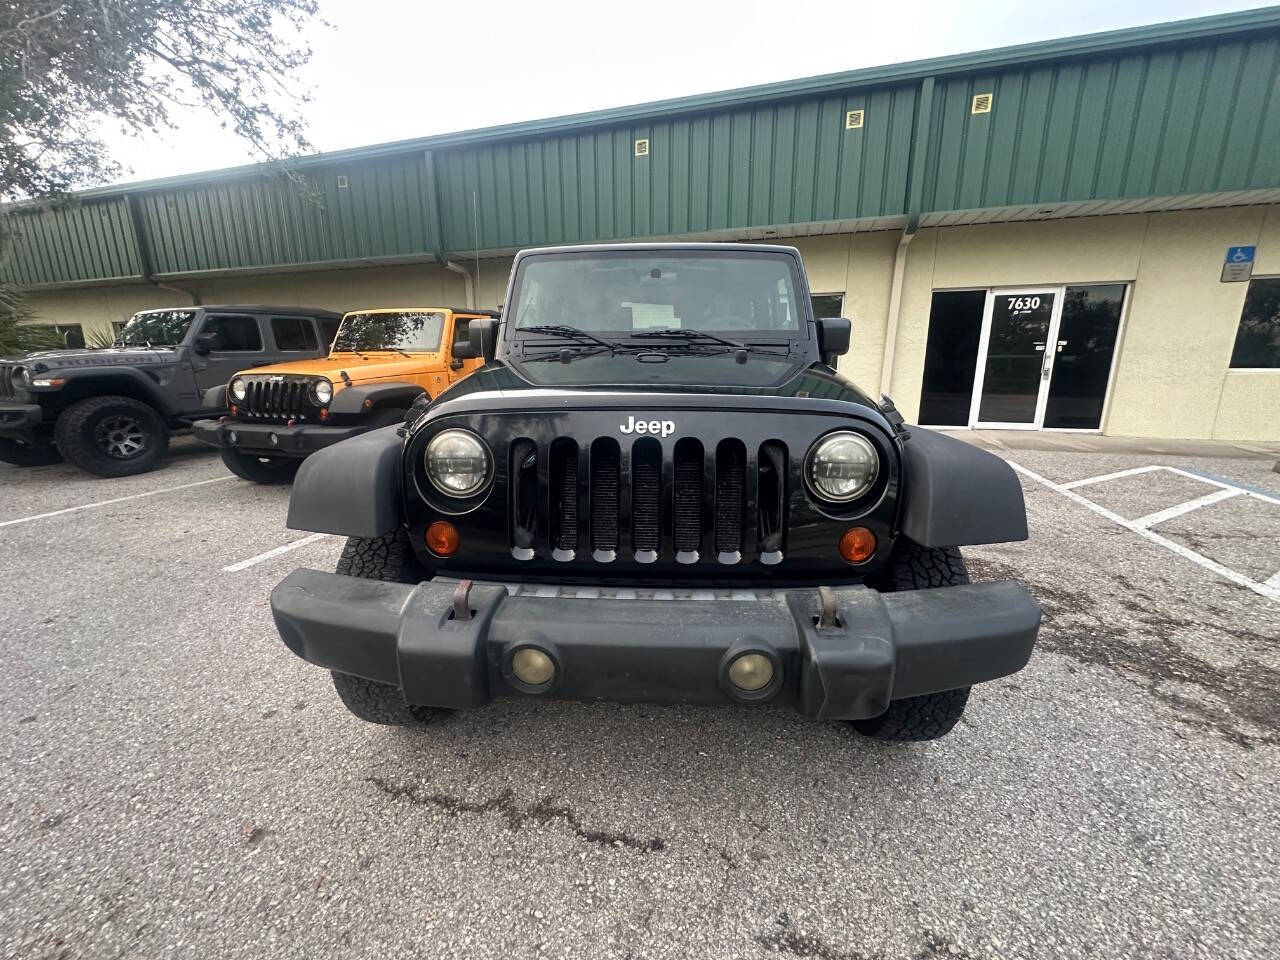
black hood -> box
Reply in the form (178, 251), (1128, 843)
(427, 359), (880, 413)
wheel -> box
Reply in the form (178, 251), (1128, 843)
(54, 396), (169, 477)
(0, 438), (61, 467)
(330, 528), (445, 727)
(220, 447), (301, 484)
(853, 538), (973, 741)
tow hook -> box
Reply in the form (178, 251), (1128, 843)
(452, 579), (473, 622)
(817, 586), (839, 629)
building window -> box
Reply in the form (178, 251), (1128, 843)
(31, 323), (85, 348)
(810, 294), (844, 320)
(1230, 278), (1280, 369)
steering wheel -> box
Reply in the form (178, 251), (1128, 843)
(701, 315), (751, 331)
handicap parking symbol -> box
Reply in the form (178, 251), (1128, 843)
(1226, 245), (1256, 264)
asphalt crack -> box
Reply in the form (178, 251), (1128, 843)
(968, 557), (1280, 748)
(756, 915), (977, 960)
(366, 775), (665, 853)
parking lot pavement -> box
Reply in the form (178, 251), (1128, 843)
(2, 440), (1278, 960)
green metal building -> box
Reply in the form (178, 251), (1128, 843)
(4, 7), (1280, 439)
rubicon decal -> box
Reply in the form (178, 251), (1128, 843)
(619, 416), (675, 437)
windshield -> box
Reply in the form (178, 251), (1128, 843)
(332, 311), (444, 353)
(510, 252), (803, 337)
(116, 310), (196, 347)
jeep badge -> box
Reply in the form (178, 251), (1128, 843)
(619, 416), (675, 437)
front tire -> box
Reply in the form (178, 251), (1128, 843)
(220, 448), (301, 484)
(854, 539), (972, 741)
(54, 396), (169, 477)
(330, 529), (445, 727)
(0, 438), (62, 467)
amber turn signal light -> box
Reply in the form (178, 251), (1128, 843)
(425, 521), (460, 557)
(838, 526), (876, 564)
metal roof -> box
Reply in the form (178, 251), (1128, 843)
(4, 7), (1280, 289)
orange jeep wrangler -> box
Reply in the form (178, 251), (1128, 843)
(193, 307), (493, 482)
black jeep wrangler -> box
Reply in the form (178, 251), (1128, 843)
(270, 244), (1040, 741)
(0, 305), (340, 477)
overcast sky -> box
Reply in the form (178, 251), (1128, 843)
(100, 0), (1267, 185)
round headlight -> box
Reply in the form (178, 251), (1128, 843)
(229, 377), (247, 402)
(312, 378), (333, 405)
(13, 366), (29, 388)
(806, 431), (879, 502)
(425, 428), (491, 497)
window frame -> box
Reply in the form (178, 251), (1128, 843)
(197, 313), (266, 354)
(269, 315), (320, 353)
(1228, 275), (1280, 372)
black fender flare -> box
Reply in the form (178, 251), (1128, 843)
(286, 425), (403, 538)
(898, 427), (1029, 547)
(330, 382), (428, 416)
(53, 367), (178, 417)
(202, 384), (227, 409)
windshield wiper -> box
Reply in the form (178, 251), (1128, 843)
(630, 328), (745, 349)
(629, 329), (790, 360)
(519, 325), (630, 353)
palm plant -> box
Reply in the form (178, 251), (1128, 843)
(0, 285), (61, 357)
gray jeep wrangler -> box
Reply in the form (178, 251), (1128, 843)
(0, 305), (340, 477)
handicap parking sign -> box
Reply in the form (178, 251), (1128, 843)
(1221, 245), (1256, 282)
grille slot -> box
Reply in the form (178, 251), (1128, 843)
(549, 440), (579, 554)
(0, 365), (14, 400)
(715, 440), (747, 554)
(239, 377), (314, 421)
(512, 434), (785, 566)
(589, 439), (620, 555)
(673, 439), (703, 554)
(631, 439), (662, 554)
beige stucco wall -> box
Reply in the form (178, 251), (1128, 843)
(17, 208), (1279, 440)
(884, 206), (1279, 440)
(20, 259), (508, 339)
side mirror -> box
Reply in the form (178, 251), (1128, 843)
(451, 338), (477, 359)
(193, 331), (221, 355)
(469, 317), (499, 364)
(814, 317), (851, 367)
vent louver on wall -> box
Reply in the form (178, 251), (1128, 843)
(971, 93), (993, 114)
(634, 138), (649, 157)
(845, 109), (865, 129)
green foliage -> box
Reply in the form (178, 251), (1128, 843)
(0, 285), (60, 356)
(0, 0), (323, 200)
(84, 326), (118, 350)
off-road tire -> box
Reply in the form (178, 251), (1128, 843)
(0, 438), (62, 467)
(330, 671), (445, 726)
(220, 448), (301, 484)
(330, 528), (444, 726)
(54, 396), (169, 477)
(853, 538), (972, 741)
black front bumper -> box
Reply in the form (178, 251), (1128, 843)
(270, 571), (1041, 719)
(192, 418), (366, 458)
(0, 402), (45, 443)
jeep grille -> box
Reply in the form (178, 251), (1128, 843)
(237, 377), (318, 422)
(0, 364), (15, 400)
(509, 435), (787, 566)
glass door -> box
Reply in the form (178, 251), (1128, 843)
(971, 289), (1063, 429)
(1042, 285), (1126, 429)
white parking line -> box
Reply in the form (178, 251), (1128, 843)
(1059, 465), (1165, 489)
(1131, 487), (1243, 529)
(1008, 461), (1280, 604)
(0, 475), (233, 529)
(222, 533), (331, 572)
(1266, 571), (1280, 590)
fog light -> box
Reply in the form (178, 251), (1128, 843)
(425, 520), (460, 557)
(511, 647), (556, 686)
(727, 653), (774, 692)
(839, 526), (876, 564)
